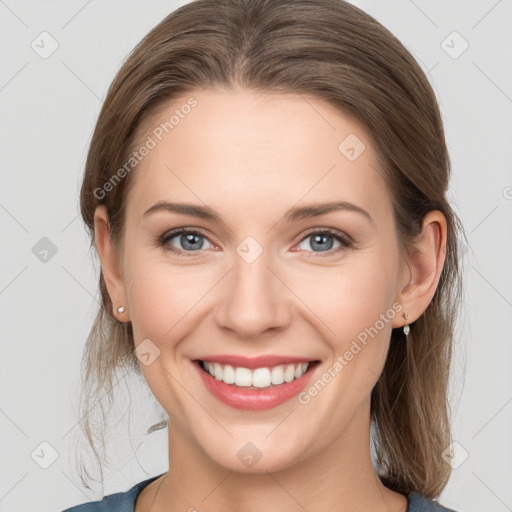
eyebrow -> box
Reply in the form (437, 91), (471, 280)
(142, 200), (373, 225)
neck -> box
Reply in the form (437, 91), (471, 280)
(147, 406), (408, 512)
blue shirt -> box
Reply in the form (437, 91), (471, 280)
(60, 473), (459, 511)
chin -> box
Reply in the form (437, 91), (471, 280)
(197, 432), (314, 475)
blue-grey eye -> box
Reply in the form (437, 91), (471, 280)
(164, 231), (214, 252)
(298, 232), (343, 253)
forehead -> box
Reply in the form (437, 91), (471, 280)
(126, 88), (391, 222)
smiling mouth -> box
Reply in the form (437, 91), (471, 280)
(195, 359), (320, 389)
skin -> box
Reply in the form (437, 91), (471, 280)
(94, 88), (447, 512)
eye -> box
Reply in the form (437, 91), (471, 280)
(294, 228), (352, 257)
(156, 227), (353, 258)
(158, 229), (215, 255)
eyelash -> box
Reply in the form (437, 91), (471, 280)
(155, 227), (354, 258)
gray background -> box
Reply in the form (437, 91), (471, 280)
(1, 1), (511, 511)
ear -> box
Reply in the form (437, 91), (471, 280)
(94, 205), (129, 322)
(392, 210), (448, 329)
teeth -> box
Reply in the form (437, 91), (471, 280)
(252, 368), (271, 388)
(284, 364), (295, 382)
(235, 367), (252, 386)
(201, 361), (311, 388)
(271, 365), (285, 385)
(214, 362), (223, 380)
(294, 362), (308, 378)
(223, 364), (235, 384)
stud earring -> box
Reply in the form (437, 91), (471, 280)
(403, 313), (410, 336)
(117, 306), (125, 314)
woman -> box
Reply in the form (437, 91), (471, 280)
(62, 0), (465, 510)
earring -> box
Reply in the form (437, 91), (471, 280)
(403, 313), (410, 336)
(117, 306), (125, 314)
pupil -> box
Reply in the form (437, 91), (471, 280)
(312, 234), (333, 252)
(182, 233), (202, 250)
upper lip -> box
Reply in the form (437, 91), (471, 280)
(195, 355), (318, 369)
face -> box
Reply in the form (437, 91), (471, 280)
(102, 88), (412, 473)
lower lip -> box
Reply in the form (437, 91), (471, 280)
(194, 360), (317, 411)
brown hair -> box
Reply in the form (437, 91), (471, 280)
(77, 0), (465, 498)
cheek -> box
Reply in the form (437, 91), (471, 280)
(288, 258), (399, 430)
(123, 248), (217, 345)
(122, 251), (212, 417)
(287, 255), (397, 348)
(126, 267), (176, 340)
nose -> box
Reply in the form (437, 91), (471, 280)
(214, 249), (292, 339)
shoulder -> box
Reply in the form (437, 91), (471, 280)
(408, 491), (460, 512)
(59, 474), (164, 512)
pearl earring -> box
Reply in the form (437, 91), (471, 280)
(117, 306), (125, 314)
(403, 313), (410, 336)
